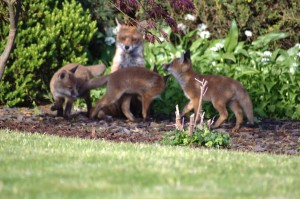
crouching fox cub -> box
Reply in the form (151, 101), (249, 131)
(163, 51), (254, 132)
(80, 67), (166, 120)
(50, 63), (105, 118)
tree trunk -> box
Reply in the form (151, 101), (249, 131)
(0, 0), (20, 81)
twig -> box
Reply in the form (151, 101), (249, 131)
(175, 104), (183, 130)
(194, 78), (208, 130)
(188, 114), (195, 136)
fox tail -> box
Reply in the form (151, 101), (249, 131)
(79, 75), (109, 97)
(238, 89), (254, 124)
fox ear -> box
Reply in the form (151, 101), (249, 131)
(137, 20), (147, 33)
(179, 52), (185, 64)
(151, 64), (158, 73)
(70, 65), (79, 74)
(184, 50), (191, 61)
(58, 70), (68, 80)
(115, 18), (121, 27)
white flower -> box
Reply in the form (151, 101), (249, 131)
(112, 26), (119, 35)
(297, 52), (300, 57)
(177, 23), (187, 33)
(263, 51), (272, 57)
(210, 43), (224, 51)
(105, 37), (115, 46)
(212, 61), (216, 66)
(245, 30), (252, 37)
(295, 43), (300, 49)
(261, 57), (270, 64)
(199, 30), (210, 39)
(184, 14), (196, 21)
(290, 63), (298, 74)
(197, 23), (207, 31)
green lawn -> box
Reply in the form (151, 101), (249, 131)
(0, 129), (299, 199)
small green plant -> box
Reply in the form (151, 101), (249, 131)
(162, 79), (230, 149)
(162, 125), (230, 148)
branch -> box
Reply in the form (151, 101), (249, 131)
(194, 78), (208, 126)
(175, 104), (183, 130)
(0, 0), (20, 81)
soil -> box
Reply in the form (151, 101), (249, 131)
(0, 104), (299, 155)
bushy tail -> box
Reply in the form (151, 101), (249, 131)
(78, 75), (109, 96)
(86, 64), (106, 77)
(238, 89), (254, 124)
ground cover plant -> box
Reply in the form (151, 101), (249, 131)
(1, 129), (299, 199)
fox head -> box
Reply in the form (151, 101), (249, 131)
(163, 50), (192, 76)
(53, 67), (78, 99)
(115, 19), (144, 53)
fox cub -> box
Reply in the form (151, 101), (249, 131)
(163, 51), (254, 131)
(50, 63), (105, 118)
(80, 67), (166, 120)
(111, 19), (145, 73)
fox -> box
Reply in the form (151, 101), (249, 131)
(94, 19), (146, 120)
(50, 63), (106, 118)
(163, 50), (254, 132)
(79, 67), (166, 120)
(111, 19), (145, 73)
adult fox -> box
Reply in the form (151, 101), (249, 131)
(99, 19), (145, 120)
(50, 63), (105, 118)
(111, 19), (145, 72)
(163, 50), (254, 131)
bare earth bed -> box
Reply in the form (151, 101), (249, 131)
(0, 105), (299, 155)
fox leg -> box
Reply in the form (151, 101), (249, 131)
(141, 95), (153, 120)
(90, 90), (122, 119)
(83, 92), (92, 115)
(120, 95), (136, 121)
(51, 98), (64, 117)
(211, 100), (228, 129)
(64, 99), (73, 118)
(181, 100), (194, 117)
(229, 100), (243, 132)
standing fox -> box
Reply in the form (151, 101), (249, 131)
(111, 19), (145, 73)
(80, 67), (166, 120)
(50, 63), (106, 118)
(163, 51), (254, 131)
(95, 19), (145, 120)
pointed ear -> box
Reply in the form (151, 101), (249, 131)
(184, 50), (191, 61)
(58, 70), (68, 80)
(179, 52), (185, 64)
(115, 18), (121, 28)
(137, 20), (147, 32)
(70, 65), (79, 74)
(151, 64), (158, 73)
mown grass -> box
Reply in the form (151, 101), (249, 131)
(0, 129), (299, 199)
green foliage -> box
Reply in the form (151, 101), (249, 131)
(147, 20), (300, 120)
(162, 125), (230, 148)
(0, 0), (97, 106)
(192, 0), (299, 49)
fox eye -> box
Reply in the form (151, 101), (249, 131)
(120, 36), (126, 41)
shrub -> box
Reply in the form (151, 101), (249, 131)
(0, 0), (97, 106)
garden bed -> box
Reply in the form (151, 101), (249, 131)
(0, 105), (299, 155)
